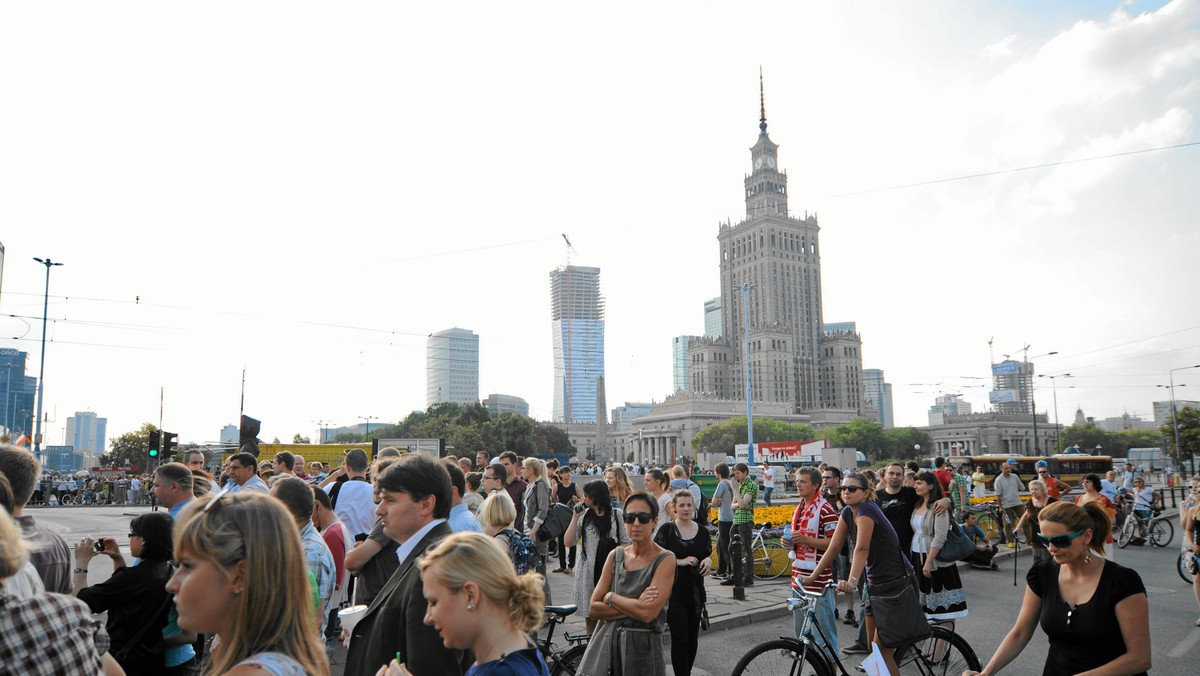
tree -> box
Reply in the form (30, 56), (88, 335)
(690, 416), (815, 456)
(292, 433), (311, 444)
(884, 427), (935, 461)
(821, 418), (890, 460)
(1058, 423), (1117, 456)
(101, 423), (158, 470)
(1160, 405), (1200, 466)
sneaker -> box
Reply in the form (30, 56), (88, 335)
(991, 563), (1000, 571)
(719, 578), (738, 586)
(843, 610), (857, 626)
(551, 567), (567, 574)
(743, 579), (754, 587)
(842, 644), (870, 655)
(1006, 542), (1016, 549)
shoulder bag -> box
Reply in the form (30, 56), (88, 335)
(867, 536), (931, 649)
(936, 520), (975, 563)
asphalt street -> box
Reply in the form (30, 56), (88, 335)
(29, 505), (1200, 674)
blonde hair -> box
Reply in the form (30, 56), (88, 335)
(174, 492), (329, 675)
(1039, 500), (1110, 555)
(479, 490), (517, 530)
(523, 457), (549, 487)
(418, 532), (545, 634)
(0, 508), (29, 580)
(670, 489), (694, 506)
(606, 466), (634, 504)
(1028, 480), (1047, 494)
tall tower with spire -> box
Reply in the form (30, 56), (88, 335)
(689, 73), (862, 416)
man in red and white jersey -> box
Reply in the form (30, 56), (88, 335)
(782, 465), (840, 659)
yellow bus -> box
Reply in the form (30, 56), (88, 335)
(964, 454), (1112, 490)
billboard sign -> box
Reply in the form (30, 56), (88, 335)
(989, 389), (1018, 404)
(991, 360), (1020, 375)
(735, 439), (827, 464)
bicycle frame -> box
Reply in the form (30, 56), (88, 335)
(787, 586), (853, 676)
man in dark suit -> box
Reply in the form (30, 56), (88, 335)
(344, 454), (472, 675)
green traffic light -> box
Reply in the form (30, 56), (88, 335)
(149, 449), (159, 457)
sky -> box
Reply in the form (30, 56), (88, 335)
(2, 1), (1198, 448)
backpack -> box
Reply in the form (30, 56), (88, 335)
(689, 481), (711, 524)
(497, 528), (542, 576)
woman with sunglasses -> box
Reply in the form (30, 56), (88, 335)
(167, 490), (329, 675)
(1013, 480), (1057, 564)
(577, 491), (675, 676)
(801, 474), (913, 676)
(75, 511), (178, 675)
(565, 479), (629, 634)
(966, 501), (1150, 676)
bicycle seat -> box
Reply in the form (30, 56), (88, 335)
(756, 522), (772, 529)
(544, 604), (577, 618)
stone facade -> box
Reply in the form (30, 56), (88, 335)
(923, 413), (1061, 457)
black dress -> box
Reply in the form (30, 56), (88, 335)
(1026, 559), (1147, 676)
(654, 521), (711, 676)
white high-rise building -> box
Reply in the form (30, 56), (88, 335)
(703, 297), (722, 338)
(426, 328), (480, 407)
(65, 411), (107, 454)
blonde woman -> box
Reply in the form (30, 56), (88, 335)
(604, 466), (634, 509)
(1014, 479), (1057, 564)
(167, 490), (329, 675)
(376, 532), (551, 675)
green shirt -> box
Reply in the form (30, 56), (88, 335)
(733, 479), (757, 525)
(950, 474), (968, 511)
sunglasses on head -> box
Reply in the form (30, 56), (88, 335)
(1035, 529), (1087, 549)
(623, 512), (654, 525)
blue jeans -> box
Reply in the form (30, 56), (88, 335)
(794, 586), (839, 661)
(764, 487), (774, 506)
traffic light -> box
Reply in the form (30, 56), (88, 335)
(147, 430), (161, 458)
(161, 431), (178, 460)
(240, 415), (261, 457)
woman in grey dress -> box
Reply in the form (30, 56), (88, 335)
(565, 480), (629, 634)
(578, 492), (677, 676)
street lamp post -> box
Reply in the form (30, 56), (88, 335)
(32, 257), (64, 462)
(1168, 365), (1200, 477)
(359, 415), (378, 442)
(1038, 373), (1071, 452)
(742, 283), (757, 466)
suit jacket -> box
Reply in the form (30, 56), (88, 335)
(343, 521), (471, 676)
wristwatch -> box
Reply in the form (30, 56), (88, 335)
(73, 567), (88, 574)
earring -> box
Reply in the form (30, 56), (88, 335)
(233, 588), (242, 595)
(466, 603), (475, 611)
(1083, 553), (1093, 564)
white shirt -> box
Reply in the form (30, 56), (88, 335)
(395, 518), (447, 565)
(230, 474), (269, 494)
(763, 467), (776, 488)
(324, 479), (375, 538)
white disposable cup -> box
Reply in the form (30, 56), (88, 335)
(338, 605), (369, 633)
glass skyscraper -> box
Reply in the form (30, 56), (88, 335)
(426, 327), (480, 407)
(550, 266), (604, 423)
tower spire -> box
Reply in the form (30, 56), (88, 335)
(759, 67), (767, 134)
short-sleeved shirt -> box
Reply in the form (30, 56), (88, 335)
(933, 469), (953, 492)
(713, 480), (734, 522)
(876, 486), (921, 552)
(763, 467), (776, 488)
(0, 589), (110, 675)
(993, 473), (1024, 509)
(733, 479), (758, 526)
(1026, 560), (1147, 676)
(299, 522), (335, 617)
(325, 478), (375, 537)
(790, 494), (839, 591)
(840, 502), (910, 585)
(948, 474), (968, 512)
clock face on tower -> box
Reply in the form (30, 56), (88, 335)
(766, 157), (776, 168)
(754, 157), (764, 169)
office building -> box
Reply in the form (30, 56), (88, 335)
(483, 393), (529, 417)
(220, 424), (238, 445)
(65, 411), (107, 455)
(611, 402), (652, 431)
(1153, 400), (1199, 425)
(672, 336), (700, 393)
(864, 369), (894, 428)
(686, 82), (864, 415)
(0, 349), (36, 436)
(550, 265), (605, 423)
(703, 297), (722, 338)
(929, 394), (972, 426)
(1096, 414), (1157, 432)
(426, 327), (480, 407)
(990, 360), (1034, 415)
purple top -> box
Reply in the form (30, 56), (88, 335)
(840, 501), (912, 585)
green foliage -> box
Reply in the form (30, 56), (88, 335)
(1160, 405), (1199, 464)
(690, 416), (816, 456)
(884, 427), (935, 461)
(101, 422), (159, 469)
(821, 418), (889, 460)
(1058, 422), (1120, 455)
(292, 433), (311, 444)
(344, 403), (575, 458)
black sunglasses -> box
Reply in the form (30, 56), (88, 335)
(623, 512), (654, 525)
(839, 485), (863, 493)
(1035, 529), (1086, 549)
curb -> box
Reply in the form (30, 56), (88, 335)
(707, 602), (791, 630)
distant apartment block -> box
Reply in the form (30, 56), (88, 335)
(1153, 400), (1199, 425)
(672, 336), (700, 393)
(703, 297), (722, 338)
(550, 266), (605, 423)
(929, 394), (972, 426)
(864, 369), (894, 428)
(426, 327), (480, 407)
(65, 411), (107, 455)
(483, 393), (529, 417)
(611, 402), (653, 431)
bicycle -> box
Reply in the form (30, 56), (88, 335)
(733, 582), (981, 676)
(1116, 507), (1173, 548)
(537, 604), (589, 676)
(1177, 551), (1198, 584)
(750, 522), (790, 580)
(969, 500), (1026, 546)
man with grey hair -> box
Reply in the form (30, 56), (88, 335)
(0, 445), (72, 592)
(151, 462), (195, 519)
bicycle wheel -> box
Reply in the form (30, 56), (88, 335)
(733, 638), (832, 676)
(550, 643), (587, 676)
(897, 626), (982, 676)
(1116, 518), (1136, 548)
(753, 543), (789, 580)
(1148, 519), (1173, 548)
(976, 513), (1001, 542)
(1178, 552), (1196, 584)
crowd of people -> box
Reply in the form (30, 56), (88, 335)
(0, 441), (1193, 675)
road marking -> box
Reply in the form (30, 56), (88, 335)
(1168, 628), (1200, 658)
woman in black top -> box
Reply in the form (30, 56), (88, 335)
(654, 489), (712, 676)
(75, 511), (177, 675)
(967, 501), (1151, 676)
(552, 466), (579, 573)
